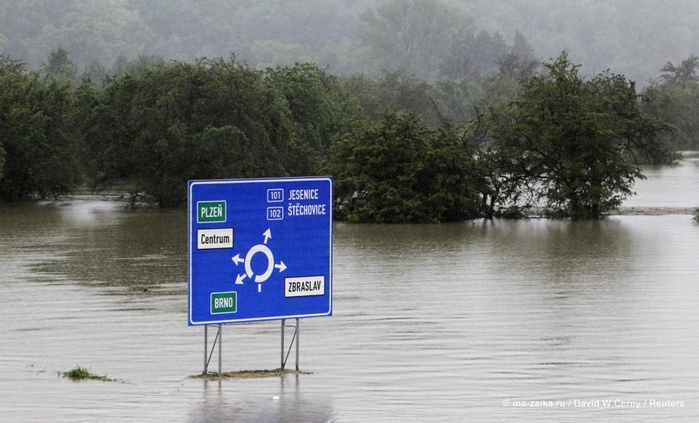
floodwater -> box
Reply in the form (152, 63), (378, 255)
(1, 153), (698, 422)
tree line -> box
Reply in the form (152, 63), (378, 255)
(0, 49), (692, 221)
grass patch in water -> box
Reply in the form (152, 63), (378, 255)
(190, 368), (312, 380)
(60, 366), (117, 382)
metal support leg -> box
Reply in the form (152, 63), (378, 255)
(281, 319), (300, 371)
(281, 320), (286, 370)
(203, 325), (208, 375)
(295, 318), (300, 371)
(218, 324), (223, 377)
(203, 324), (224, 377)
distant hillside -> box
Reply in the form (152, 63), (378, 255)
(1, 0), (697, 84)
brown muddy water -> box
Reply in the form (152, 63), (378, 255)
(1, 153), (698, 422)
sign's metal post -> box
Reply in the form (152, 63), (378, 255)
(203, 325), (208, 374)
(295, 318), (300, 371)
(203, 325), (221, 375)
(218, 324), (223, 377)
(281, 318), (300, 371)
(281, 319), (286, 370)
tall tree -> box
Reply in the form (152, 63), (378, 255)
(265, 63), (350, 169)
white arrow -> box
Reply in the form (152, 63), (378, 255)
(235, 274), (246, 285)
(231, 254), (244, 266)
(275, 261), (287, 272)
(263, 228), (272, 244)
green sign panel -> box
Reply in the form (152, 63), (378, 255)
(197, 200), (226, 223)
(211, 292), (237, 314)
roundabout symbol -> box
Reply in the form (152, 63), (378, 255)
(232, 228), (287, 293)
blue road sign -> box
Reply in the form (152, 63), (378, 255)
(188, 177), (333, 325)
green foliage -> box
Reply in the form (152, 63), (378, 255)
(327, 111), (483, 223)
(494, 53), (539, 82)
(78, 59), (347, 207)
(0, 55), (79, 201)
(82, 58), (272, 206)
(341, 72), (445, 125)
(429, 77), (482, 124)
(61, 366), (116, 382)
(339, 50), (536, 129)
(694, 207), (699, 223)
(265, 63), (351, 166)
(490, 52), (671, 219)
(1, 3), (690, 218)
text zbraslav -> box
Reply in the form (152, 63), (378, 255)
(288, 280), (323, 293)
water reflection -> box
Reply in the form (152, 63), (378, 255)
(25, 201), (188, 298)
(190, 375), (334, 423)
(53, 200), (123, 227)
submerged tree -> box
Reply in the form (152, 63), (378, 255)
(490, 52), (671, 219)
(0, 55), (79, 201)
(326, 111), (484, 223)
